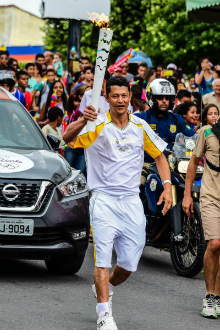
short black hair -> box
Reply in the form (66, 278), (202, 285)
(81, 56), (90, 63)
(177, 101), (197, 116)
(46, 68), (55, 75)
(35, 53), (45, 61)
(0, 77), (15, 90)
(0, 50), (9, 57)
(16, 70), (29, 80)
(137, 62), (148, 69)
(131, 84), (142, 99)
(177, 89), (192, 100)
(106, 76), (130, 96)
(48, 107), (64, 122)
(25, 63), (35, 70)
(83, 66), (93, 74)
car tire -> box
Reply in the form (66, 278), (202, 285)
(45, 253), (85, 275)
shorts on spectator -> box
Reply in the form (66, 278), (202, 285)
(200, 199), (220, 240)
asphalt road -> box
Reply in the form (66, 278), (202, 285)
(0, 244), (218, 330)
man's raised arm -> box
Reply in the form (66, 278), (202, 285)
(63, 106), (98, 143)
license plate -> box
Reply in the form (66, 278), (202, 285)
(0, 218), (34, 236)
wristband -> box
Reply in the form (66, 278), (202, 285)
(162, 180), (172, 186)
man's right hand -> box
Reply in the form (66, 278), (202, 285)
(182, 194), (194, 217)
(83, 106), (98, 122)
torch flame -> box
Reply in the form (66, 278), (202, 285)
(87, 12), (110, 28)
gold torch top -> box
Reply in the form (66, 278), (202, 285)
(87, 12), (110, 29)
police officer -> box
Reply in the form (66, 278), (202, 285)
(136, 78), (195, 185)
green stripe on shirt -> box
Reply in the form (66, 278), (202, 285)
(204, 128), (213, 138)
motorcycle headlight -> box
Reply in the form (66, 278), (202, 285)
(178, 161), (204, 174)
(196, 165), (204, 173)
(58, 170), (87, 197)
(178, 160), (189, 174)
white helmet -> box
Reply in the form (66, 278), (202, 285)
(146, 78), (176, 110)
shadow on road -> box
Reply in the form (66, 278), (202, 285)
(139, 247), (204, 282)
(0, 258), (86, 284)
(139, 248), (174, 275)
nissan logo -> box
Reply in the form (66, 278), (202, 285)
(2, 184), (20, 202)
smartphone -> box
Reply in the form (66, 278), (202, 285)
(163, 70), (174, 77)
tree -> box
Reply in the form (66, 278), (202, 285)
(140, 0), (220, 74)
(42, 19), (69, 56)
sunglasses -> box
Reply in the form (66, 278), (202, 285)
(156, 95), (170, 101)
(121, 66), (128, 69)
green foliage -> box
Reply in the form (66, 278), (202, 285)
(139, 0), (220, 73)
(81, 22), (99, 62)
(42, 19), (69, 67)
(42, 0), (220, 73)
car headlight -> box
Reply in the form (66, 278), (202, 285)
(58, 170), (87, 197)
(178, 160), (189, 174)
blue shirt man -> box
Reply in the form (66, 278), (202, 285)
(136, 78), (195, 163)
(136, 108), (195, 163)
(11, 88), (26, 108)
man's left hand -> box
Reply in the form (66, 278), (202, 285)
(157, 189), (173, 216)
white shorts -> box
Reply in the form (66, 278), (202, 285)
(90, 192), (146, 272)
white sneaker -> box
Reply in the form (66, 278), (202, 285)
(215, 295), (220, 317)
(97, 312), (117, 330)
(92, 284), (113, 316)
(201, 294), (218, 318)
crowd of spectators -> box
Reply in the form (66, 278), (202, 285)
(0, 49), (220, 172)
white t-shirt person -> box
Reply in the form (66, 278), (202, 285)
(79, 89), (109, 115)
(69, 110), (167, 196)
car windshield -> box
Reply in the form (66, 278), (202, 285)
(173, 133), (198, 159)
(0, 100), (49, 150)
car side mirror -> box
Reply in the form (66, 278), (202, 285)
(47, 134), (61, 150)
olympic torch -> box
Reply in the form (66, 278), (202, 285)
(87, 12), (113, 132)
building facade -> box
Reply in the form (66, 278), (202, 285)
(0, 5), (44, 46)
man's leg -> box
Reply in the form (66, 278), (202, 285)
(201, 239), (220, 318)
(93, 264), (132, 303)
(94, 267), (109, 303)
(94, 266), (117, 330)
(204, 239), (220, 294)
(109, 265), (132, 287)
(200, 201), (220, 318)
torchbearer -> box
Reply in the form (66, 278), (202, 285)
(63, 75), (173, 329)
(87, 13), (113, 132)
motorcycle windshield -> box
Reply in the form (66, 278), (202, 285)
(173, 133), (198, 159)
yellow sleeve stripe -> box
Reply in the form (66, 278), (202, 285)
(69, 122), (105, 149)
(131, 121), (162, 159)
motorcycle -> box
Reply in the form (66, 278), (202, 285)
(141, 133), (206, 278)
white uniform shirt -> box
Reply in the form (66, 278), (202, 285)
(71, 111), (167, 196)
(79, 90), (109, 115)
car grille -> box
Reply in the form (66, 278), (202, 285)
(0, 180), (41, 208)
(0, 227), (69, 246)
(0, 179), (54, 212)
(38, 184), (54, 212)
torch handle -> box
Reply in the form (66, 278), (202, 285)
(86, 28), (113, 132)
